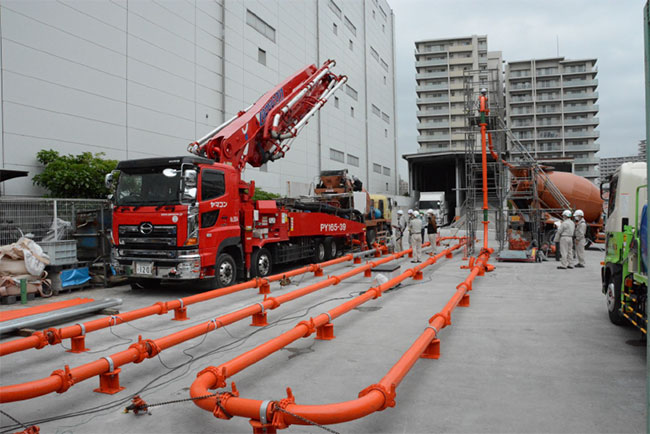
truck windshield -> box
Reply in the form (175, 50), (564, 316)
(116, 168), (181, 206)
(419, 200), (440, 210)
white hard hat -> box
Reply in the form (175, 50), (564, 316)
(397, 209), (403, 215)
(574, 209), (584, 217)
(480, 88), (487, 94)
(407, 209), (413, 214)
(562, 210), (572, 218)
(413, 211), (420, 217)
(427, 209), (434, 214)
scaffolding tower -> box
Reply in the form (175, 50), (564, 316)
(462, 69), (507, 255)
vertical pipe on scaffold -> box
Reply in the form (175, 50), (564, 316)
(479, 89), (489, 249)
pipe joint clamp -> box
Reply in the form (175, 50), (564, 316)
(51, 364), (75, 394)
(358, 383), (396, 410)
(197, 366), (227, 388)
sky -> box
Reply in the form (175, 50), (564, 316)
(390, 0), (646, 179)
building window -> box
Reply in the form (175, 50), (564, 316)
(349, 39), (353, 51)
(371, 104), (380, 116)
(333, 22), (337, 35)
(334, 96), (339, 108)
(344, 16), (357, 36)
(328, 0), (342, 18)
(380, 58), (389, 72)
(345, 84), (358, 101)
(330, 148), (345, 163)
(373, 163), (382, 174)
(381, 112), (390, 123)
(246, 10), (276, 42)
(257, 48), (266, 65)
(347, 154), (359, 167)
(350, 106), (354, 117)
(383, 166), (390, 176)
(370, 46), (380, 61)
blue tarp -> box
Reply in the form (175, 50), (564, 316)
(61, 267), (91, 288)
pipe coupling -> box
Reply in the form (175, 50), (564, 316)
(45, 328), (63, 345)
(155, 301), (169, 315)
(429, 312), (451, 328)
(297, 319), (317, 337)
(197, 366), (227, 388)
(51, 364), (74, 394)
(358, 383), (396, 410)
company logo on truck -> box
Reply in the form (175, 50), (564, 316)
(320, 223), (347, 232)
(258, 88), (284, 125)
(210, 201), (228, 209)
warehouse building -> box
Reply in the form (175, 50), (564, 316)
(0, 0), (397, 196)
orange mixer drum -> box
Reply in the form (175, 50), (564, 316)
(537, 171), (603, 223)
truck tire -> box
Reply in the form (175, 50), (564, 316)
(324, 237), (337, 260)
(214, 253), (237, 288)
(251, 247), (272, 278)
(606, 272), (627, 326)
(129, 278), (161, 290)
(313, 239), (326, 263)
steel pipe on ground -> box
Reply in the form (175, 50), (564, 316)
(0, 247), (385, 357)
(189, 241), (467, 425)
(0, 245), (418, 403)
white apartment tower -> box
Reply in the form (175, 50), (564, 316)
(0, 0), (398, 196)
(505, 57), (600, 183)
(415, 35), (502, 154)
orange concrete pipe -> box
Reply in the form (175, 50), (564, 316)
(190, 242), (465, 417)
(0, 248), (383, 357)
(487, 131), (514, 169)
(480, 123), (489, 250)
(0, 245), (408, 403)
(191, 243), (486, 430)
(0, 298), (94, 322)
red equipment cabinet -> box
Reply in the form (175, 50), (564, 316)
(109, 61), (366, 288)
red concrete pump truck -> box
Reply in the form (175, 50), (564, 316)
(106, 60), (368, 289)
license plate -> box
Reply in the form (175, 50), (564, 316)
(135, 262), (153, 275)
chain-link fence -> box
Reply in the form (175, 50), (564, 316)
(0, 198), (110, 246)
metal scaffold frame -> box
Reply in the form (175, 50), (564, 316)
(461, 69), (507, 255)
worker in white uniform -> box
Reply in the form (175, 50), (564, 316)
(409, 210), (423, 263)
(392, 209), (407, 251)
(406, 209), (414, 247)
(556, 209), (575, 269)
(573, 209), (587, 268)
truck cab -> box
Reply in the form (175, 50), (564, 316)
(418, 191), (447, 225)
(108, 156), (242, 288)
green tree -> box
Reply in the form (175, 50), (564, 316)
(252, 187), (281, 201)
(32, 149), (118, 198)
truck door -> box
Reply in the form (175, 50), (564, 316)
(198, 169), (240, 268)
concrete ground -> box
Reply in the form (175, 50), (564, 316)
(0, 237), (645, 434)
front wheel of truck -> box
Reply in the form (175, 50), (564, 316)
(606, 271), (627, 326)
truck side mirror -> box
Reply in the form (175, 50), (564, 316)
(182, 187), (197, 202)
(105, 172), (113, 189)
(183, 169), (197, 188)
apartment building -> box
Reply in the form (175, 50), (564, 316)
(0, 0), (398, 196)
(505, 57), (600, 183)
(406, 35), (502, 217)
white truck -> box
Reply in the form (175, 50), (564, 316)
(418, 191), (448, 225)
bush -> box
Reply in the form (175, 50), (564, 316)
(252, 188), (281, 201)
(32, 149), (118, 198)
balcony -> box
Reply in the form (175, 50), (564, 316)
(448, 44), (473, 53)
(417, 83), (449, 92)
(510, 123), (534, 129)
(563, 79), (598, 88)
(415, 46), (446, 55)
(449, 57), (473, 65)
(418, 121), (450, 130)
(417, 96), (449, 104)
(562, 66), (598, 76)
(510, 111), (534, 117)
(572, 156), (600, 165)
(509, 70), (532, 78)
(417, 109), (449, 117)
(536, 107), (562, 115)
(574, 168), (600, 178)
(564, 117), (599, 125)
(510, 83), (533, 90)
(536, 94), (561, 102)
(536, 119), (563, 128)
(418, 133), (451, 142)
(537, 133), (562, 140)
(563, 92), (598, 101)
(415, 58), (448, 68)
(536, 69), (560, 77)
(510, 97), (533, 104)
(564, 130), (600, 138)
(416, 71), (449, 80)
(564, 104), (599, 113)
(536, 81), (561, 89)
(565, 143), (600, 152)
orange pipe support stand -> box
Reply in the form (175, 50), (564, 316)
(0, 245), (414, 403)
(189, 241), (469, 429)
(0, 248), (383, 358)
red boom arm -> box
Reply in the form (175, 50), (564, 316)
(188, 60), (347, 170)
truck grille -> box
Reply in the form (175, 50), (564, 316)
(118, 224), (177, 247)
